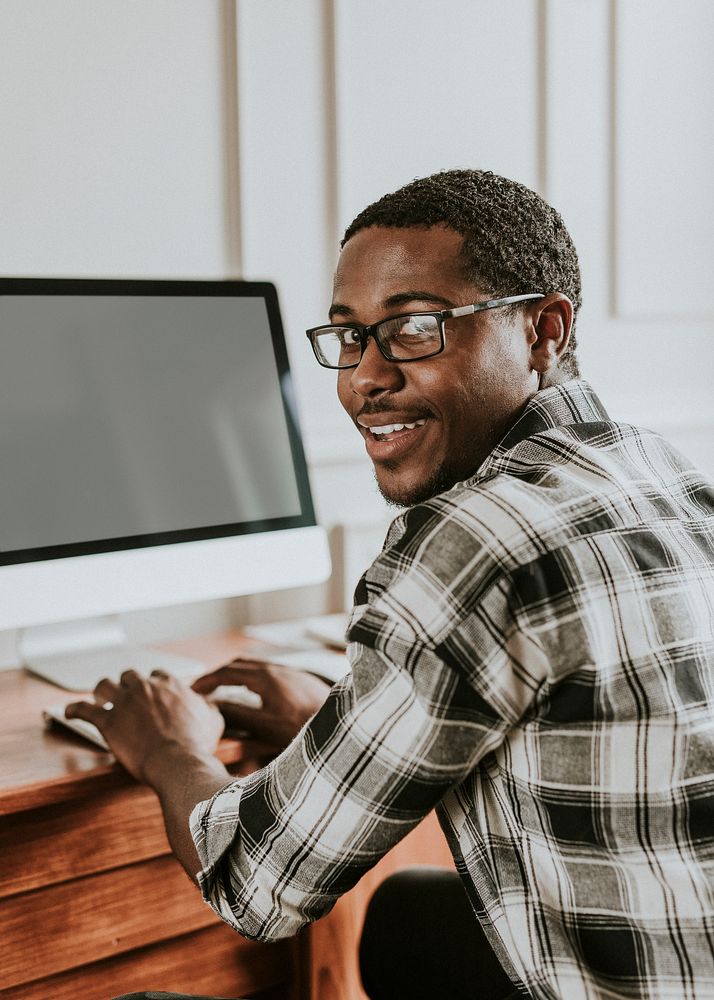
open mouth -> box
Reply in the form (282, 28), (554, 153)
(367, 419), (427, 442)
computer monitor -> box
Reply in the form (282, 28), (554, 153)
(0, 278), (330, 690)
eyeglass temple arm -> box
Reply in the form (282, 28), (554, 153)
(444, 293), (544, 319)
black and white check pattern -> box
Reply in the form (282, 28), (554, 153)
(191, 380), (714, 999)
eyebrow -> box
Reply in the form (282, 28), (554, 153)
(328, 289), (458, 321)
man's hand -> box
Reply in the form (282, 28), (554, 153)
(192, 660), (332, 750)
(66, 670), (226, 786)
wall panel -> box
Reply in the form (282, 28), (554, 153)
(0, 0), (229, 277)
(544, 0), (713, 466)
(615, 0), (714, 318)
(334, 0), (540, 232)
(234, 0), (347, 454)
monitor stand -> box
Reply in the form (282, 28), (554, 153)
(20, 615), (202, 692)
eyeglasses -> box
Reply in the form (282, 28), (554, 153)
(306, 293), (544, 369)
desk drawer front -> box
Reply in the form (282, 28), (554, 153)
(0, 856), (219, 989)
(0, 923), (295, 1000)
(0, 786), (168, 900)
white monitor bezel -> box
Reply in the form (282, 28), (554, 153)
(0, 277), (330, 635)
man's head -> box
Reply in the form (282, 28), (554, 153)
(326, 169), (581, 507)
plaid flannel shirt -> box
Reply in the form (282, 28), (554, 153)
(191, 380), (714, 999)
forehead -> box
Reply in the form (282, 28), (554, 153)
(332, 225), (471, 305)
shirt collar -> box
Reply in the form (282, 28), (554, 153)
(474, 379), (611, 482)
(383, 380), (611, 547)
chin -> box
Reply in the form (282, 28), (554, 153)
(375, 463), (457, 508)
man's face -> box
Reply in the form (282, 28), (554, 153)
(332, 225), (541, 507)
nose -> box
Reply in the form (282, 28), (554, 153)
(348, 336), (404, 398)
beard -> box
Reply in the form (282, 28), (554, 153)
(372, 409), (507, 508)
(368, 379), (521, 508)
(374, 449), (476, 509)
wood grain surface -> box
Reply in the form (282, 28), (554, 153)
(0, 922), (297, 1000)
(0, 855), (223, 989)
(0, 632), (455, 1000)
(0, 784), (168, 900)
(0, 632), (272, 815)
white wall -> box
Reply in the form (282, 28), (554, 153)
(1, 0), (712, 665)
(0, 1), (235, 277)
(234, 0), (714, 473)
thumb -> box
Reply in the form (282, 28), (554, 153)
(65, 700), (111, 731)
(192, 661), (262, 695)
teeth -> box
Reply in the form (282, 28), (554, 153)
(370, 419), (426, 435)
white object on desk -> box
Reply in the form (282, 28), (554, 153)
(208, 684), (263, 708)
(43, 705), (111, 751)
(28, 646), (203, 693)
(43, 682), (263, 752)
(303, 612), (349, 650)
(242, 613), (350, 683)
(22, 616), (202, 692)
(251, 647), (349, 684)
(40, 614), (352, 749)
(242, 613), (347, 651)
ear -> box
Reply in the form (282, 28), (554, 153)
(526, 293), (573, 377)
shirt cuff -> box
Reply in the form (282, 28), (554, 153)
(189, 777), (246, 900)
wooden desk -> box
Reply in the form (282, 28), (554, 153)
(0, 632), (453, 1000)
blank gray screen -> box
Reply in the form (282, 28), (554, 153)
(0, 294), (302, 553)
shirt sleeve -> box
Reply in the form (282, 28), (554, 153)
(190, 621), (519, 942)
(189, 496), (553, 942)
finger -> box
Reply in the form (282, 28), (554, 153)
(191, 661), (265, 694)
(150, 668), (170, 680)
(93, 677), (119, 705)
(119, 669), (143, 687)
(214, 700), (263, 733)
(65, 700), (112, 728)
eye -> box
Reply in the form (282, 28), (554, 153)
(379, 314), (441, 359)
(390, 316), (439, 344)
(400, 317), (434, 337)
(337, 328), (361, 347)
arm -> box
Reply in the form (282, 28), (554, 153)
(189, 631), (516, 941)
(67, 636), (512, 941)
(144, 746), (232, 878)
(65, 662), (332, 880)
(189, 497), (549, 941)
(66, 671), (233, 880)
(69, 503), (540, 940)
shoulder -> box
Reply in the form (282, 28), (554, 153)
(373, 425), (608, 585)
(350, 416), (711, 647)
(349, 457), (574, 649)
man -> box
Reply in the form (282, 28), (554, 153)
(68, 169), (714, 1000)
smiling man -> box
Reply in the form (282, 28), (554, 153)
(323, 222), (569, 506)
(70, 170), (714, 1000)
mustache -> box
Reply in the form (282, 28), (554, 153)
(355, 401), (434, 421)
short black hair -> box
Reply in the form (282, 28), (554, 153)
(342, 169), (582, 379)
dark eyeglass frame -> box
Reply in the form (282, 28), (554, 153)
(306, 293), (544, 369)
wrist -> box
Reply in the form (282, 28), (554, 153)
(141, 739), (227, 794)
(138, 740), (234, 883)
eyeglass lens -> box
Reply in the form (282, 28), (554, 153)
(314, 314), (441, 368)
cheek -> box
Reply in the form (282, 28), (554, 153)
(463, 331), (528, 402)
(436, 357), (484, 420)
(434, 352), (508, 444)
(336, 372), (352, 411)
